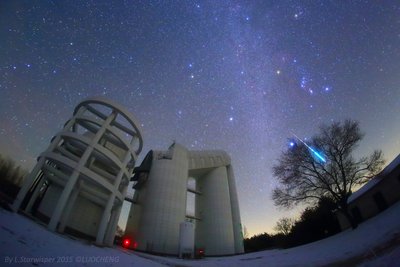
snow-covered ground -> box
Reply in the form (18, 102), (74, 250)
(1, 202), (400, 266)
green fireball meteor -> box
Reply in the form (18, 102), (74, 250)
(292, 133), (326, 163)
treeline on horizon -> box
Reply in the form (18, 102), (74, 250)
(0, 152), (342, 251)
(0, 153), (28, 203)
(244, 197), (341, 252)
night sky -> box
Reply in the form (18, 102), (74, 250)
(1, 1), (399, 236)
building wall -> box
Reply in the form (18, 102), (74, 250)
(38, 184), (62, 220)
(126, 143), (244, 256)
(227, 165), (245, 254)
(64, 195), (103, 238)
(337, 157), (400, 230)
(134, 144), (189, 254)
(37, 184), (104, 239)
(196, 166), (235, 255)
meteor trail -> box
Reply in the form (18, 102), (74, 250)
(291, 133), (326, 163)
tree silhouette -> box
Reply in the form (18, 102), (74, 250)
(273, 217), (294, 236)
(242, 225), (249, 239)
(272, 120), (384, 228)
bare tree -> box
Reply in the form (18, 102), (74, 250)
(243, 225), (249, 239)
(0, 153), (27, 186)
(273, 217), (294, 235)
(272, 120), (385, 228)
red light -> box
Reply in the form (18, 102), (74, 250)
(197, 248), (205, 256)
(123, 238), (130, 248)
(133, 241), (138, 249)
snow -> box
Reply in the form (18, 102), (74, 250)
(0, 209), (164, 267)
(1, 202), (400, 266)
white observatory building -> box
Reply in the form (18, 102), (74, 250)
(125, 143), (244, 256)
(12, 97), (143, 246)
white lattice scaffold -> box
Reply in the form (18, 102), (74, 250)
(12, 97), (143, 246)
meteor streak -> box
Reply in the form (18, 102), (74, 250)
(292, 133), (326, 163)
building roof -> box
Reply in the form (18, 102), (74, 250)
(347, 153), (400, 203)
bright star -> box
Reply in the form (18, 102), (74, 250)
(300, 77), (306, 88)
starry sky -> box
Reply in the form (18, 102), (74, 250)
(1, 1), (400, 236)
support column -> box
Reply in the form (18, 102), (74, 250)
(24, 176), (46, 213)
(12, 110), (81, 212)
(48, 171), (79, 231)
(102, 139), (134, 246)
(58, 181), (82, 233)
(48, 112), (115, 232)
(104, 204), (121, 246)
(96, 193), (114, 245)
(196, 166), (235, 255)
(227, 165), (244, 254)
(12, 158), (46, 212)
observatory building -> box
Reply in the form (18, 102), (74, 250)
(125, 143), (244, 256)
(11, 97), (244, 256)
(12, 97), (143, 246)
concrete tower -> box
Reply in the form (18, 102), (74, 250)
(125, 143), (244, 256)
(12, 97), (143, 246)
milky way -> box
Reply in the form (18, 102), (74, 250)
(1, 1), (399, 235)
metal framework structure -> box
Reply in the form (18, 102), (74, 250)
(12, 97), (143, 246)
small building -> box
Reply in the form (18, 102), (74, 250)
(337, 154), (400, 230)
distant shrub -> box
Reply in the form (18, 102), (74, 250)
(244, 197), (341, 252)
(0, 153), (28, 201)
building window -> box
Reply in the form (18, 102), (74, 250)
(373, 192), (388, 212)
(351, 207), (363, 224)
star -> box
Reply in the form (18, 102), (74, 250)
(0, 0), (398, 239)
